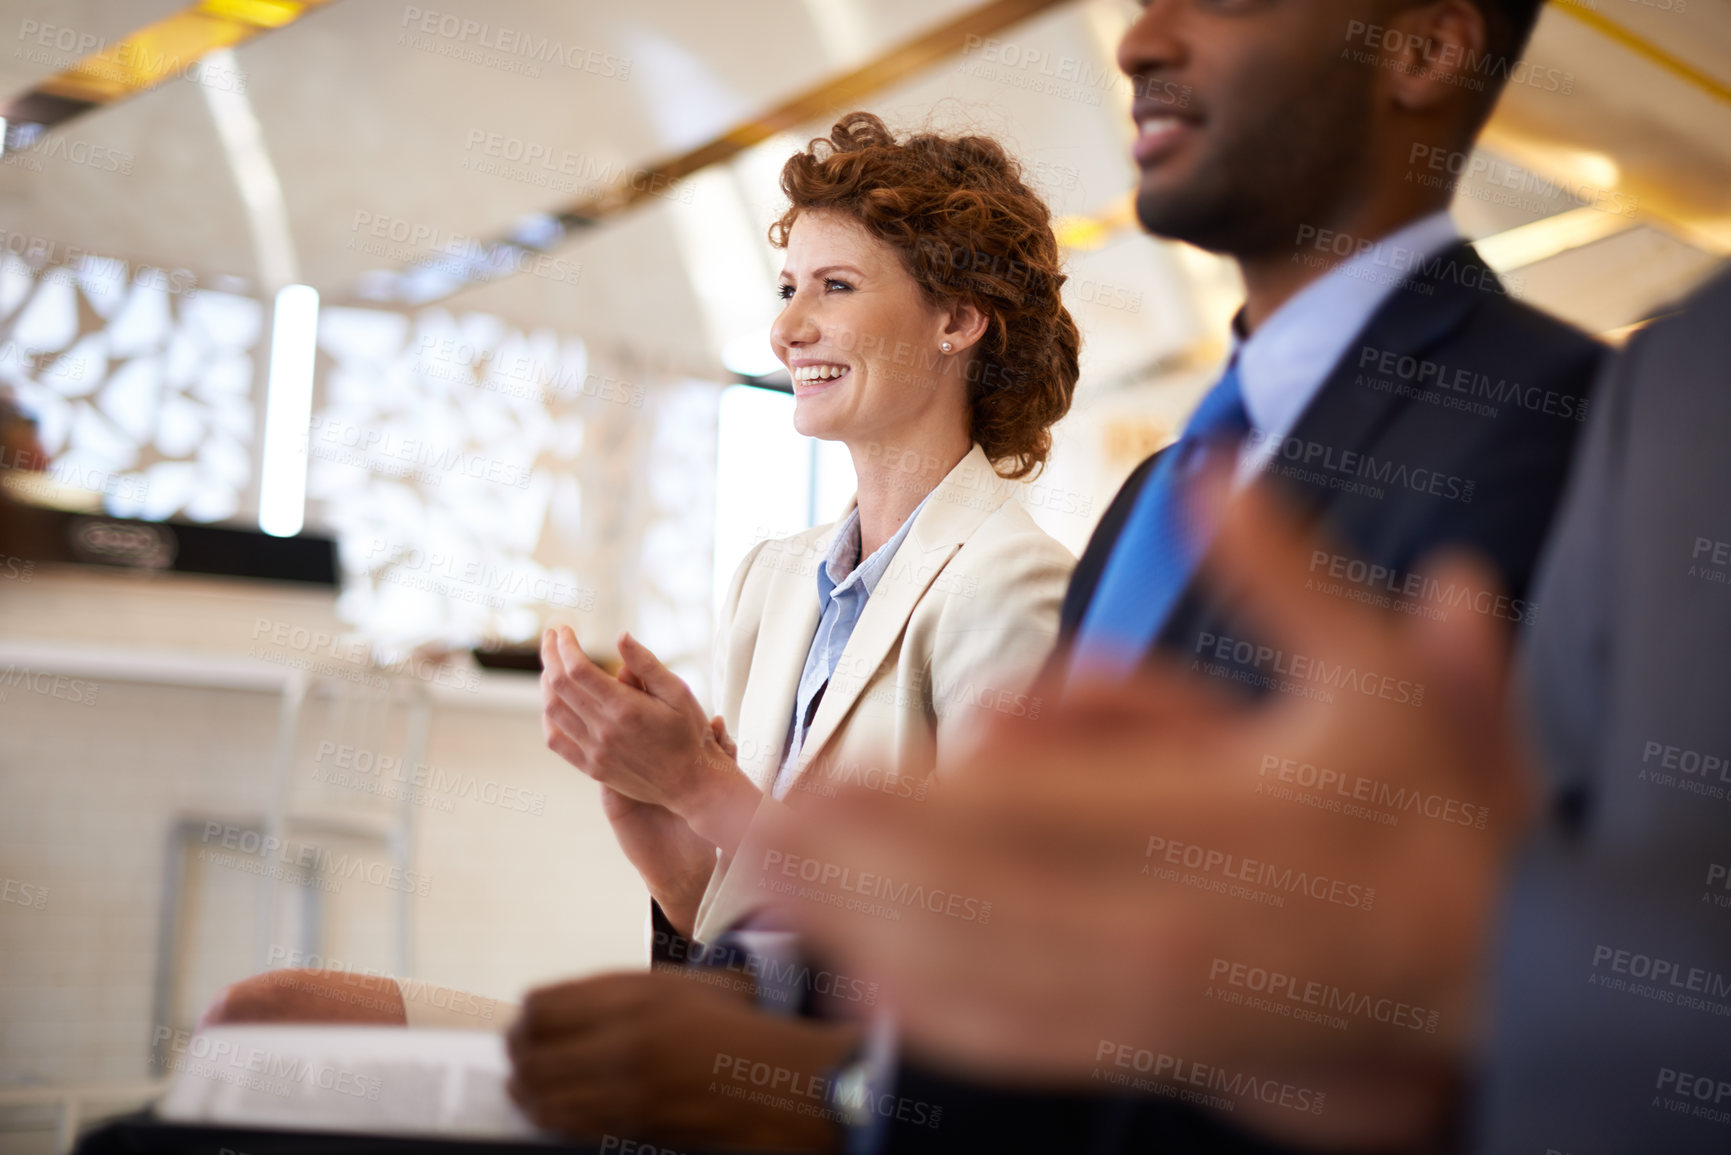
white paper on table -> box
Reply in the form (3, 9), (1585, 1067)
(154, 1025), (544, 1141)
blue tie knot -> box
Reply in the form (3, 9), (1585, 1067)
(1181, 361), (1250, 446)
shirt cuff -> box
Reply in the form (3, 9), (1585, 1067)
(833, 1016), (901, 1153)
(649, 898), (699, 967)
(395, 978), (516, 1032)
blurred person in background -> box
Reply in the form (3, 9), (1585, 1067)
(0, 394), (59, 557)
(0, 394), (47, 475)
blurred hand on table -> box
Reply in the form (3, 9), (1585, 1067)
(507, 968), (856, 1151)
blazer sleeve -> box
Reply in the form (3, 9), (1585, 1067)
(692, 517), (1073, 944)
(928, 519), (1075, 758)
(711, 537), (770, 725)
(648, 538), (771, 961)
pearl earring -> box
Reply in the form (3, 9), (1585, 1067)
(941, 341), (954, 353)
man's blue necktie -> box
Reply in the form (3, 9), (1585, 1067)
(1069, 362), (1251, 681)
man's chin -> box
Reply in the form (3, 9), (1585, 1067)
(1134, 186), (1240, 254)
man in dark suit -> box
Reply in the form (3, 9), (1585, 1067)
(851, 0), (1605, 1149)
(1059, 0), (1592, 682)
(775, 270), (1731, 1154)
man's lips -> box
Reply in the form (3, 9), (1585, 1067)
(1132, 113), (1196, 165)
(1130, 89), (1201, 167)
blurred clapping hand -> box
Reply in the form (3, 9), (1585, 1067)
(758, 488), (1540, 1149)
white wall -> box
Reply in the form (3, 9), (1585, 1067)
(0, 564), (649, 1130)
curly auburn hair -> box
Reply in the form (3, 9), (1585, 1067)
(770, 112), (1080, 480)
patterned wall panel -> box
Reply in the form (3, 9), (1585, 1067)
(307, 305), (719, 685)
(0, 254), (721, 693)
(0, 251), (257, 522)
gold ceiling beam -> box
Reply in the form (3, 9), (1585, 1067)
(569, 0), (1075, 222)
(1, 0), (337, 144)
(355, 0), (1077, 304)
(1551, 0), (1731, 107)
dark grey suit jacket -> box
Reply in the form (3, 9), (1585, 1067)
(1477, 267), (1731, 1154)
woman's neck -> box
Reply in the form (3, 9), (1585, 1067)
(846, 425), (972, 558)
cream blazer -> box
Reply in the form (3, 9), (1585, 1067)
(395, 445), (1073, 1026)
(692, 443), (1075, 942)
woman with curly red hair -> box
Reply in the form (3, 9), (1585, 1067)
(500, 111), (1084, 1147)
(538, 111), (1083, 948)
(208, 120), (1080, 1146)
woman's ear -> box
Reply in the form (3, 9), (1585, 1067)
(939, 301), (991, 355)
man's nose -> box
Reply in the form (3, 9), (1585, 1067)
(1118, 0), (1186, 80)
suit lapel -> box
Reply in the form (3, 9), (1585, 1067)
(786, 445), (1007, 788)
(1058, 451), (1164, 638)
(1149, 243), (1496, 654)
(1267, 242), (1489, 523)
(734, 528), (832, 793)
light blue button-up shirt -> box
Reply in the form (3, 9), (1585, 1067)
(1234, 209), (1460, 483)
(770, 495), (930, 799)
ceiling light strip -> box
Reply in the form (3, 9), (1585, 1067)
(1473, 204), (1640, 272)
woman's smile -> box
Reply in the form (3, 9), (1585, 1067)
(790, 360), (852, 396)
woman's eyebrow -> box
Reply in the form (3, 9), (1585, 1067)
(778, 263), (866, 283)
